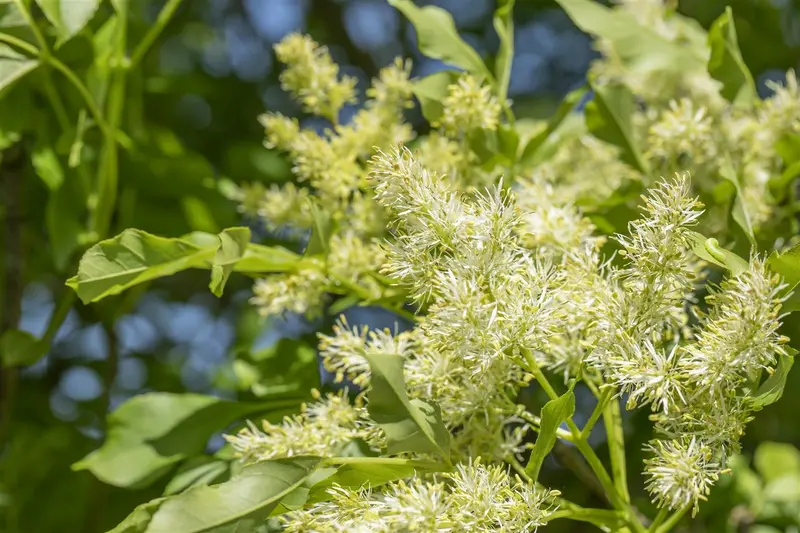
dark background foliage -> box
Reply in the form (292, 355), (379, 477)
(1, 1), (799, 532)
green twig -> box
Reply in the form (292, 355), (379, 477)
(129, 0), (185, 67)
(582, 386), (612, 439)
(647, 507), (669, 532)
(0, 32), (39, 55)
(520, 348), (646, 533)
(604, 393), (630, 504)
(654, 506), (689, 533)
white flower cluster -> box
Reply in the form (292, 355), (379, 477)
(224, 390), (380, 462)
(283, 461), (558, 533)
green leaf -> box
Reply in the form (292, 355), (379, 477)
(244, 336), (320, 398)
(164, 458), (230, 496)
(767, 244), (800, 313)
(209, 227), (250, 297)
(304, 201), (332, 257)
(686, 231), (749, 276)
(67, 229), (298, 303)
(519, 86), (586, 167)
(493, 0), (515, 101)
(109, 457), (321, 533)
(0, 44), (38, 95)
(525, 383), (576, 481)
(707, 7), (757, 107)
(755, 442), (800, 482)
(389, 0), (491, 80)
(31, 141), (64, 190)
(0, 328), (39, 367)
(73, 392), (303, 488)
(363, 353), (450, 458)
(554, 0), (705, 76)
(35, 0), (101, 44)
(770, 160), (800, 202)
(720, 160), (756, 244)
(66, 229), (216, 303)
(412, 70), (460, 124)
(306, 460), (441, 505)
(585, 81), (649, 175)
(751, 350), (796, 410)
(231, 242), (300, 273)
(109, 498), (167, 533)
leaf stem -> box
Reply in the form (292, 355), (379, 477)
(647, 507), (669, 532)
(581, 386), (612, 439)
(129, 0), (185, 67)
(654, 506), (689, 533)
(604, 393), (630, 504)
(0, 32), (39, 56)
(37, 290), (75, 354)
(518, 409), (574, 442)
(519, 348), (646, 533)
(11, 0), (47, 51)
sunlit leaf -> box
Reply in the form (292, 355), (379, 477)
(585, 81), (649, 175)
(35, 0), (101, 44)
(73, 393), (304, 488)
(554, 0), (705, 76)
(67, 228), (299, 303)
(686, 231), (749, 276)
(412, 70), (460, 124)
(525, 383), (575, 481)
(209, 227), (250, 296)
(164, 458), (230, 496)
(108, 457), (321, 533)
(389, 0), (491, 80)
(363, 353), (450, 458)
(0, 44), (38, 94)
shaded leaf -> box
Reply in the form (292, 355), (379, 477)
(363, 353), (450, 458)
(412, 70), (460, 124)
(519, 86), (586, 167)
(525, 383), (575, 481)
(585, 81), (649, 175)
(767, 244), (800, 312)
(109, 457), (321, 533)
(209, 227), (250, 297)
(751, 349), (796, 410)
(389, 0), (491, 79)
(686, 231), (749, 276)
(755, 442), (800, 482)
(0, 328), (39, 367)
(73, 392), (303, 488)
(304, 201), (332, 257)
(707, 7), (757, 107)
(0, 44), (38, 94)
